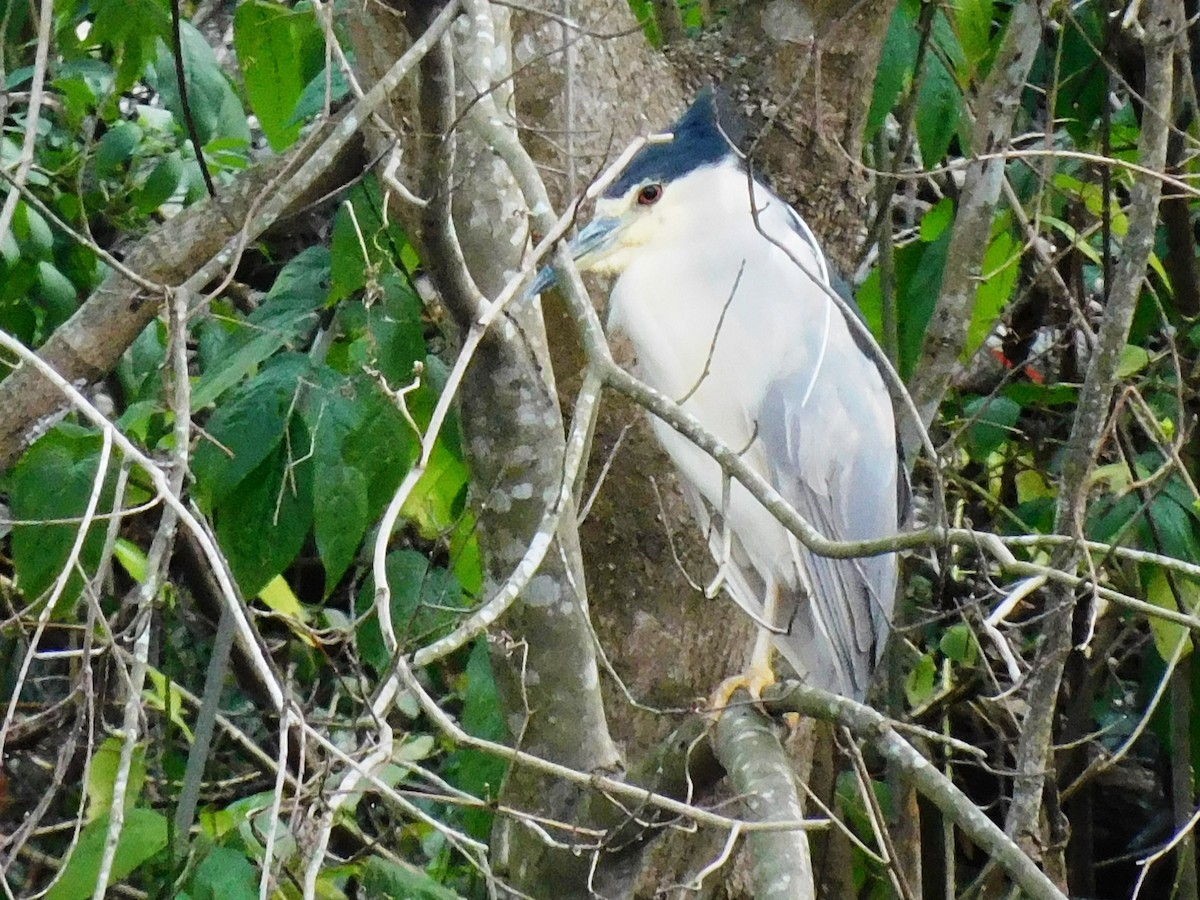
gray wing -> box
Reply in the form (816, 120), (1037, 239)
(757, 358), (899, 700)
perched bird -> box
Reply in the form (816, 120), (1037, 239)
(533, 92), (899, 701)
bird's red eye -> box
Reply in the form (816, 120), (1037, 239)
(637, 183), (663, 206)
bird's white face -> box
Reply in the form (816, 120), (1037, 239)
(571, 159), (744, 277)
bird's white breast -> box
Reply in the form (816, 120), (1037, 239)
(605, 164), (845, 586)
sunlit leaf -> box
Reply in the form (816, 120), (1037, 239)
(234, 0), (325, 150)
(85, 737), (147, 823)
(47, 808), (168, 900)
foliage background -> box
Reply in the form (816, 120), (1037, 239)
(0, 0), (1197, 898)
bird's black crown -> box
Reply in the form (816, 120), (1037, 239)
(603, 89), (743, 199)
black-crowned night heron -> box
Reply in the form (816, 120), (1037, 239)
(533, 92), (899, 702)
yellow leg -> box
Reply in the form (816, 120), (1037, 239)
(709, 580), (780, 712)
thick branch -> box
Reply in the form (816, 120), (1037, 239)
(763, 682), (1068, 900)
(714, 695), (815, 899)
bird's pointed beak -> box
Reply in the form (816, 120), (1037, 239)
(527, 216), (625, 295)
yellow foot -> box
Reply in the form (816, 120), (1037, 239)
(709, 663), (776, 714)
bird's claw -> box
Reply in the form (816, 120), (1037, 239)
(709, 662), (777, 713)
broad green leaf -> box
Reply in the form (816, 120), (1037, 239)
(133, 152), (184, 213)
(915, 53), (961, 164)
(192, 354), (308, 509)
(259, 574), (307, 620)
(905, 652), (937, 708)
(403, 438), (469, 536)
(90, 0), (171, 94)
(1117, 344), (1151, 379)
(191, 248), (329, 407)
(314, 461), (369, 593)
(13, 201), (53, 258)
(951, 0), (994, 74)
(234, 0), (325, 150)
(85, 737), (147, 823)
(213, 422), (315, 595)
(153, 23), (250, 148)
(356, 550), (467, 671)
(36, 261), (79, 328)
(288, 65), (351, 127)
(187, 847), (257, 900)
(10, 426), (111, 608)
(920, 197), (954, 243)
(963, 395), (1021, 462)
(360, 856), (464, 900)
(95, 121), (142, 175)
(966, 228), (1020, 358)
(47, 808), (168, 900)
(1144, 568), (1199, 661)
(940, 622), (979, 666)
(865, 0), (918, 142)
(1015, 468), (1052, 504)
(443, 641), (508, 838)
(858, 228), (951, 380)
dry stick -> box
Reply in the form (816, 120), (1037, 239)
(1003, 0), (1179, 866)
(763, 682), (1068, 900)
(0, 327), (285, 712)
(0, 0), (52, 243)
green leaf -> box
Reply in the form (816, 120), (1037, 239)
(905, 652), (937, 708)
(13, 201), (53, 258)
(963, 395), (1021, 462)
(85, 737), (147, 823)
(234, 0), (325, 151)
(920, 197), (954, 243)
(403, 438), (469, 537)
(95, 121), (143, 176)
(90, 0), (171, 95)
(113, 538), (149, 583)
(213, 422), (314, 595)
(191, 248), (329, 407)
(939, 623), (979, 666)
(915, 53), (962, 164)
(133, 152), (184, 213)
(865, 0), (918, 142)
(288, 65), (351, 127)
(35, 260), (79, 328)
(144, 668), (195, 741)
(314, 461), (368, 593)
(47, 808), (168, 900)
(192, 354), (308, 509)
(187, 846), (257, 900)
(360, 856), (464, 900)
(1144, 568), (1198, 661)
(356, 551), (466, 671)
(1117, 344), (1151, 379)
(966, 228), (1020, 358)
(10, 426), (111, 608)
(258, 574), (307, 620)
(153, 22), (250, 148)
(443, 641), (508, 839)
(951, 0), (994, 74)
